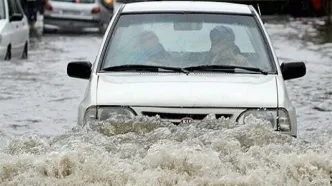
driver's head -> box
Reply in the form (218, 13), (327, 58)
(138, 31), (160, 48)
(209, 25), (235, 53)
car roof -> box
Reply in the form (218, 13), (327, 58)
(121, 1), (253, 14)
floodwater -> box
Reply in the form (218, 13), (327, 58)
(0, 18), (331, 185)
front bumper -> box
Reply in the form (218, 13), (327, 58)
(44, 15), (102, 30)
(79, 105), (297, 137)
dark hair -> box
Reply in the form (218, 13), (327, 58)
(210, 25), (235, 45)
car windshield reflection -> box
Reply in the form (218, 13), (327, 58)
(101, 13), (277, 73)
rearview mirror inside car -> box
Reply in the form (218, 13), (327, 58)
(174, 22), (203, 31)
(280, 62), (306, 80)
(10, 13), (23, 22)
(67, 61), (92, 80)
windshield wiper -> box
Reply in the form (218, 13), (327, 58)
(183, 65), (268, 75)
(102, 64), (189, 75)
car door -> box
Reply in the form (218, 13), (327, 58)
(15, 0), (28, 49)
(7, 0), (24, 57)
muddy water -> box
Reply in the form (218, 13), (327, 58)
(0, 19), (331, 185)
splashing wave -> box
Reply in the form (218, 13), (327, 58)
(0, 115), (331, 186)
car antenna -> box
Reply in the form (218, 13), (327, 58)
(257, 3), (262, 16)
(255, 3), (265, 24)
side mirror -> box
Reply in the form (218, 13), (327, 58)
(67, 61), (92, 80)
(280, 62), (306, 80)
(10, 13), (23, 22)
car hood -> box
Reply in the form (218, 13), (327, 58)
(96, 73), (278, 108)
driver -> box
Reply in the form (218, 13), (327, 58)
(205, 25), (248, 66)
(133, 31), (170, 65)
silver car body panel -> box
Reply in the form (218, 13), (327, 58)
(77, 1), (299, 137)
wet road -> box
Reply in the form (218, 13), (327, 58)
(0, 33), (102, 135)
(0, 19), (332, 185)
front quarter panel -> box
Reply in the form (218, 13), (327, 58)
(77, 73), (99, 126)
(275, 76), (297, 137)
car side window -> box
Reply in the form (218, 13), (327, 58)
(7, 0), (23, 21)
(15, 0), (25, 14)
(7, 0), (16, 17)
(12, 0), (22, 14)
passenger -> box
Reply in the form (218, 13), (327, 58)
(205, 25), (248, 66)
(139, 31), (169, 60)
(132, 31), (170, 65)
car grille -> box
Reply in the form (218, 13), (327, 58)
(132, 107), (244, 124)
(141, 111), (232, 124)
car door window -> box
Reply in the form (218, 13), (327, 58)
(8, 0), (23, 21)
(15, 0), (24, 14)
(7, 0), (16, 17)
(9, 0), (22, 14)
(12, 0), (22, 14)
(0, 0), (5, 19)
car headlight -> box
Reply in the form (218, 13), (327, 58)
(83, 106), (136, 125)
(236, 108), (291, 132)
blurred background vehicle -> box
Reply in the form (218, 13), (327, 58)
(0, 0), (29, 60)
(43, 0), (113, 33)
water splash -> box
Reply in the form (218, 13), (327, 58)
(1, 116), (331, 186)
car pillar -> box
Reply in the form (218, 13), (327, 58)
(327, 0), (332, 25)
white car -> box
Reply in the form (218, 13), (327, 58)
(0, 0), (29, 60)
(67, 1), (306, 137)
(43, 0), (113, 33)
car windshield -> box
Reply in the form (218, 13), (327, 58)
(102, 13), (276, 72)
(0, 0), (5, 19)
